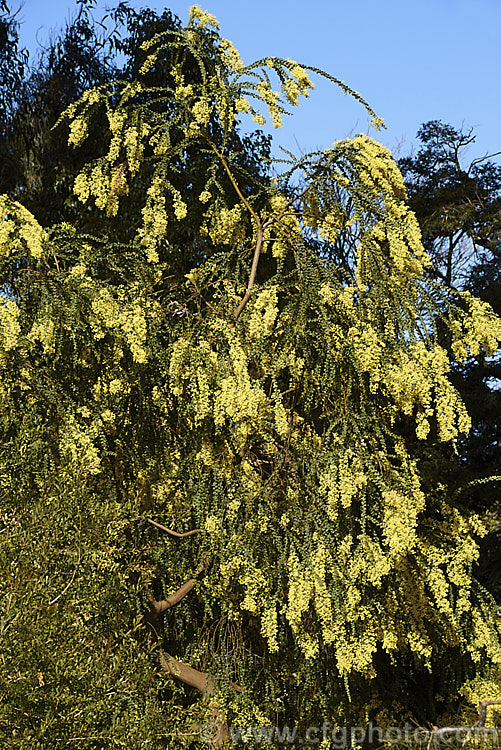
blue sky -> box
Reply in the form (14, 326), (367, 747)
(14, 0), (501, 165)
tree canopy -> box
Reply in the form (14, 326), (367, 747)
(1, 5), (501, 747)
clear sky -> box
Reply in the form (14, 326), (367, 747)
(13, 0), (501, 165)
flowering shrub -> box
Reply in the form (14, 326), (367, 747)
(1, 5), (500, 746)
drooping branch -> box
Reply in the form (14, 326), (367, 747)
(208, 146), (264, 326)
(209, 144), (322, 325)
(145, 517), (200, 537)
(231, 179), (320, 325)
(149, 558), (205, 614)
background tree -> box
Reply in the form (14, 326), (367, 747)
(1, 7), (501, 747)
(399, 123), (501, 602)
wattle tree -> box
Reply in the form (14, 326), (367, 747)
(1, 6), (500, 746)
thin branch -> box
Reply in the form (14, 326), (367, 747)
(262, 178), (320, 231)
(48, 529), (81, 606)
(232, 222), (263, 325)
(209, 144), (260, 225)
(208, 145), (264, 326)
(210, 144), (320, 326)
(232, 178), (322, 324)
(145, 517), (200, 537)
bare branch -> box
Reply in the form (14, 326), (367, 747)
(232, 223), (263, 325)
(148, 579), (198, 613)
(233, 178), (321, 325)
(148, 558), (206, 617)
(146, 517), (200, 537)
(159, 651), (215, 695)
(210, 144), (260, 226)
(159, 652), (242, 746)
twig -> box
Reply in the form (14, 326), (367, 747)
(145, 517), (200, 537)
(48, 529), (81, 606)
(232, 222), (263, 325)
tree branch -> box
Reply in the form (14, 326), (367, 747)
(209, 144), (321, 326)
(159, 651), (215, 695)
(149, 579), (198, 614)
(159, 651), (242, 747)
(145, 517), (200, 537)
(148, 556), (206, 615)
(232, 222), (263, 325)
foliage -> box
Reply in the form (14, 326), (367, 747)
(400, 122), (501, 601)
(398, 120), (501, 289)
(1, 7), (501, 748)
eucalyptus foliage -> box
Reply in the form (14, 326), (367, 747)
(1, 7), (501, 747)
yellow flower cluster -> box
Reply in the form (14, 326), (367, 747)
(469, 610), (501, 664)
(191, 99), (211, 125)
(452, 291), (501, 362)
(138, 175), (168, 262)
(319, 449), (367, 520)
(174, 83), (194, 100)
(348, 535), (391, 588)
(235, 97), (251, 114)
(382, 487), (423, 559)
(252, 113), (266, 126)
(318, 284), (337, 306)
(319, 210), (343, 243)
(173, 199), (188, 221)
(139, 53), (156, 76)
(311, 541), (336, 644)
(325, 135), (430, 285)
(214, 374), (267, 436)
(248, 286), (278, 339)
(198, 190), (211, 204)
(27, 316), (55, 355)
(460, 675), (501, 727)
(0, 299), (20, 351)
(260, 605), (279, 652)
(91, 288), (151, 363)
(59, 416), (102, 476)
(73, 163), (115, 215)
(334, 629), (378, 676)
(256, 80), (282, 128)
(168, 337), (221, 426)
(287, 61), (314, 98)
(262, 195), (301, 258)
(189, 5), (219, 29)
(0, 196), (47, 260)
(239, 566), (268, 615)
(384, 341), (471, 441)
(286, 551), (313, 634)
(219, 38), (244, 73)
(348, 324), (384, 392)
(68, 116), (88, 147)
(274, 399), (289, 440)
(123, 126), (145, 176)
(205, 204), (246, 246)
(204, 515), (220, 533)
